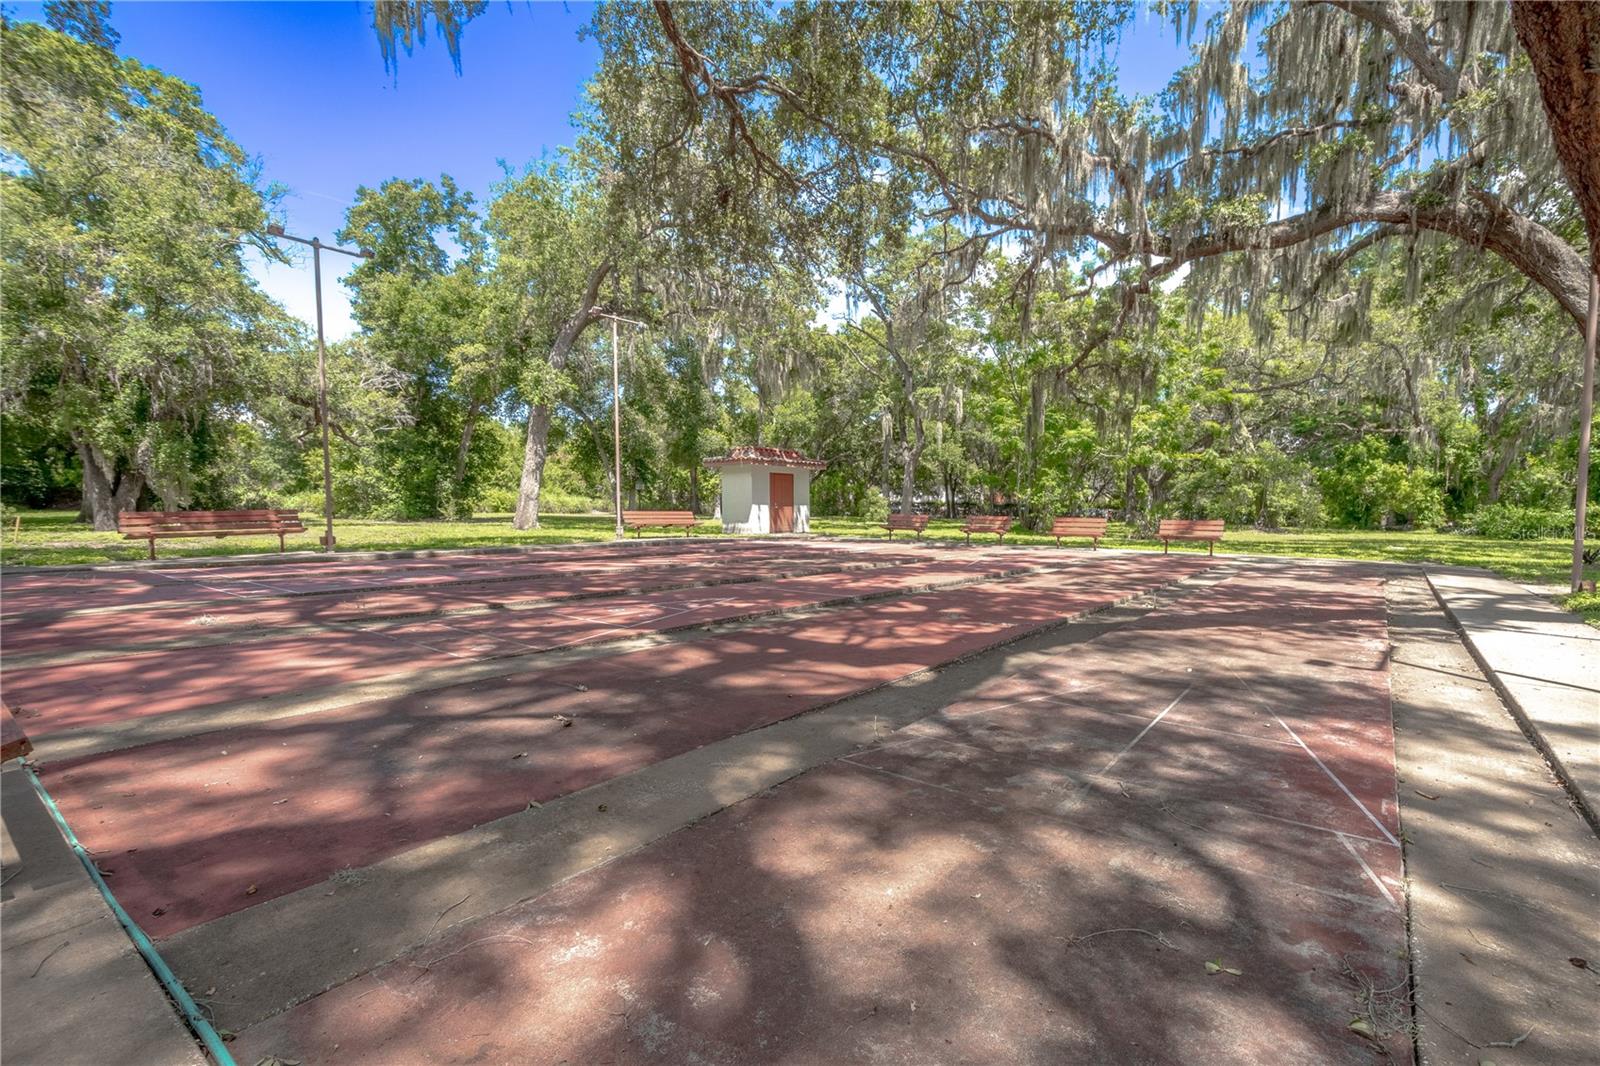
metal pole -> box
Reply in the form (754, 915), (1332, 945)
(612, 316), (624, 540)
(312, 238), (335, 553)
(1573, 269), (1598, 591)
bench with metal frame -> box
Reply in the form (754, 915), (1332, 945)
(1157, 518), (1225, 556)
(883, 513), (931, 539)
(961, 515), (1013, 544)
(118, 509), (306, 560)
(621, 510), (698, 537)
(1051, 516), (1108, 548)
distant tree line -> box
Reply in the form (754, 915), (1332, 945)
(3, 4), (1595, 540)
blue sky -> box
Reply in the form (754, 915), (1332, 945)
(11, 1), (1195, 339)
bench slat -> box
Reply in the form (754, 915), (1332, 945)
(118, 509), (307, 558)
(621, 510), (697, 536)
(1156, 518), (1225, 556)
(1050, 516), (1107, 547)
(960, 516), (1012, 543)
(883, 514), (931, 538)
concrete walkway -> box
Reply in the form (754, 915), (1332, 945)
(0, 766), (204, 1066)
(1389, 576), (1600, 1065)
(1426, 568), (1600, 824)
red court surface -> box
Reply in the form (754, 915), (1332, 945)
(231, 562), (1408, 1065)
(5, 555), (1049, 737)
(1, 546), (929, 659)
(3, 540), (1420, 1063)
(0, 540), (903, 618)
(36, 552), (1212, 936)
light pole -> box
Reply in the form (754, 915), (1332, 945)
(267, 224), (373, 553)
(593, 311), (645, 540)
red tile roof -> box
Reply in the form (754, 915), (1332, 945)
(703, 446), (828, 470)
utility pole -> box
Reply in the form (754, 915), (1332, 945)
(1574, 270), (1598, 591)
(267, 224), (373, 553)
(594, 312), (645, 540)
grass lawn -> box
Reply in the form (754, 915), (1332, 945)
(3, 508), (1594, 625)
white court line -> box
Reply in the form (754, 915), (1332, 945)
(1227, 667), (1401, 848)
(1049, 684), (1192, 815)
(840, 757), (967, 796)
(1229, 806), (1397, 848)
(1094, 684), (1193, 777)
(1337, 832), (1399, 907)
(147, 569), (262, 602)
(1036, 695), (1301, 748)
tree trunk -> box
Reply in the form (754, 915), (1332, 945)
(453, 401), (480, 490)
(689, 462), (700, 514)
(76, 441), (144, 531)
(513, 403), (554, 530)
(1511, 2), (1600, 277)
(511, 260), (612, 530)
(899, 446), (918, 514)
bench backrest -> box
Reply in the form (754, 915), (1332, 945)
(621, 510), (696, 524)
(963, 516), (1012, 532)
(1157, 519), (1225, 539)
(118, 509), (303, 533)
(1051, 516), (1108, 537)
(885, 514), (931, 529)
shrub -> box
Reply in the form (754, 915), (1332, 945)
(1466, 503), (1581, 540)
(475, 487), (519, 513)
(861, 488), (890, 524)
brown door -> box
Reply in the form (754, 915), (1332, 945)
(769, 472), (794, 533)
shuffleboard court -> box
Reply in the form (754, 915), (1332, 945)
(35, 552), (1215, 936)
(1, 543), (933, 659)
(0, 539), (913, 620)
(6, 554), (1057, 739)
(228, 561), (1409, 1064)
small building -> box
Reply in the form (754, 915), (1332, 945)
(704, 446), (827, 534)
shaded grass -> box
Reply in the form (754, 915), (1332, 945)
(2, 508), (1592, 625)
(0, 510), (721, 567)
(811, 515), (1590, 582)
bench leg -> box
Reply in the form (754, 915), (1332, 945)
(1208, 540), (1214, 557)
(1162, 539), (1169, 554)
(1092, 538), (1099, 550)
(278, 532), (286, 553)
(1055, 536), (1061, 548)
(148, 537), (157, 561)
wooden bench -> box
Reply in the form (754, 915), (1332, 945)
(1157, 518), (1225, 556)
(621, 510), (697, 537)
(1051, 516), (1108, 548)
(883, 513), (931, 539)
(118, 509), (306, 559)
(961, 515), (1012, 544)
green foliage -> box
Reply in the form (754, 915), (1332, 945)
(1466, 504), (1589, 541)
(1, 20), (290, 525)
(860, 489), (890, 524)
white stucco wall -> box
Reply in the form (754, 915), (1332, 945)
(716, 464), (812, 533)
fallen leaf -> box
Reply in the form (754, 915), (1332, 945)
(1413, 789), (1440, 801)
(597, 804), (608, 812)
(511, 751), (528, 760)
(1348, 1019), (1377, 1039)
(151, 907), (165, 917)
(1569, 957), (1590, 970)
(245, 884), (258, 896)
(1204, 959), (1243, 976)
